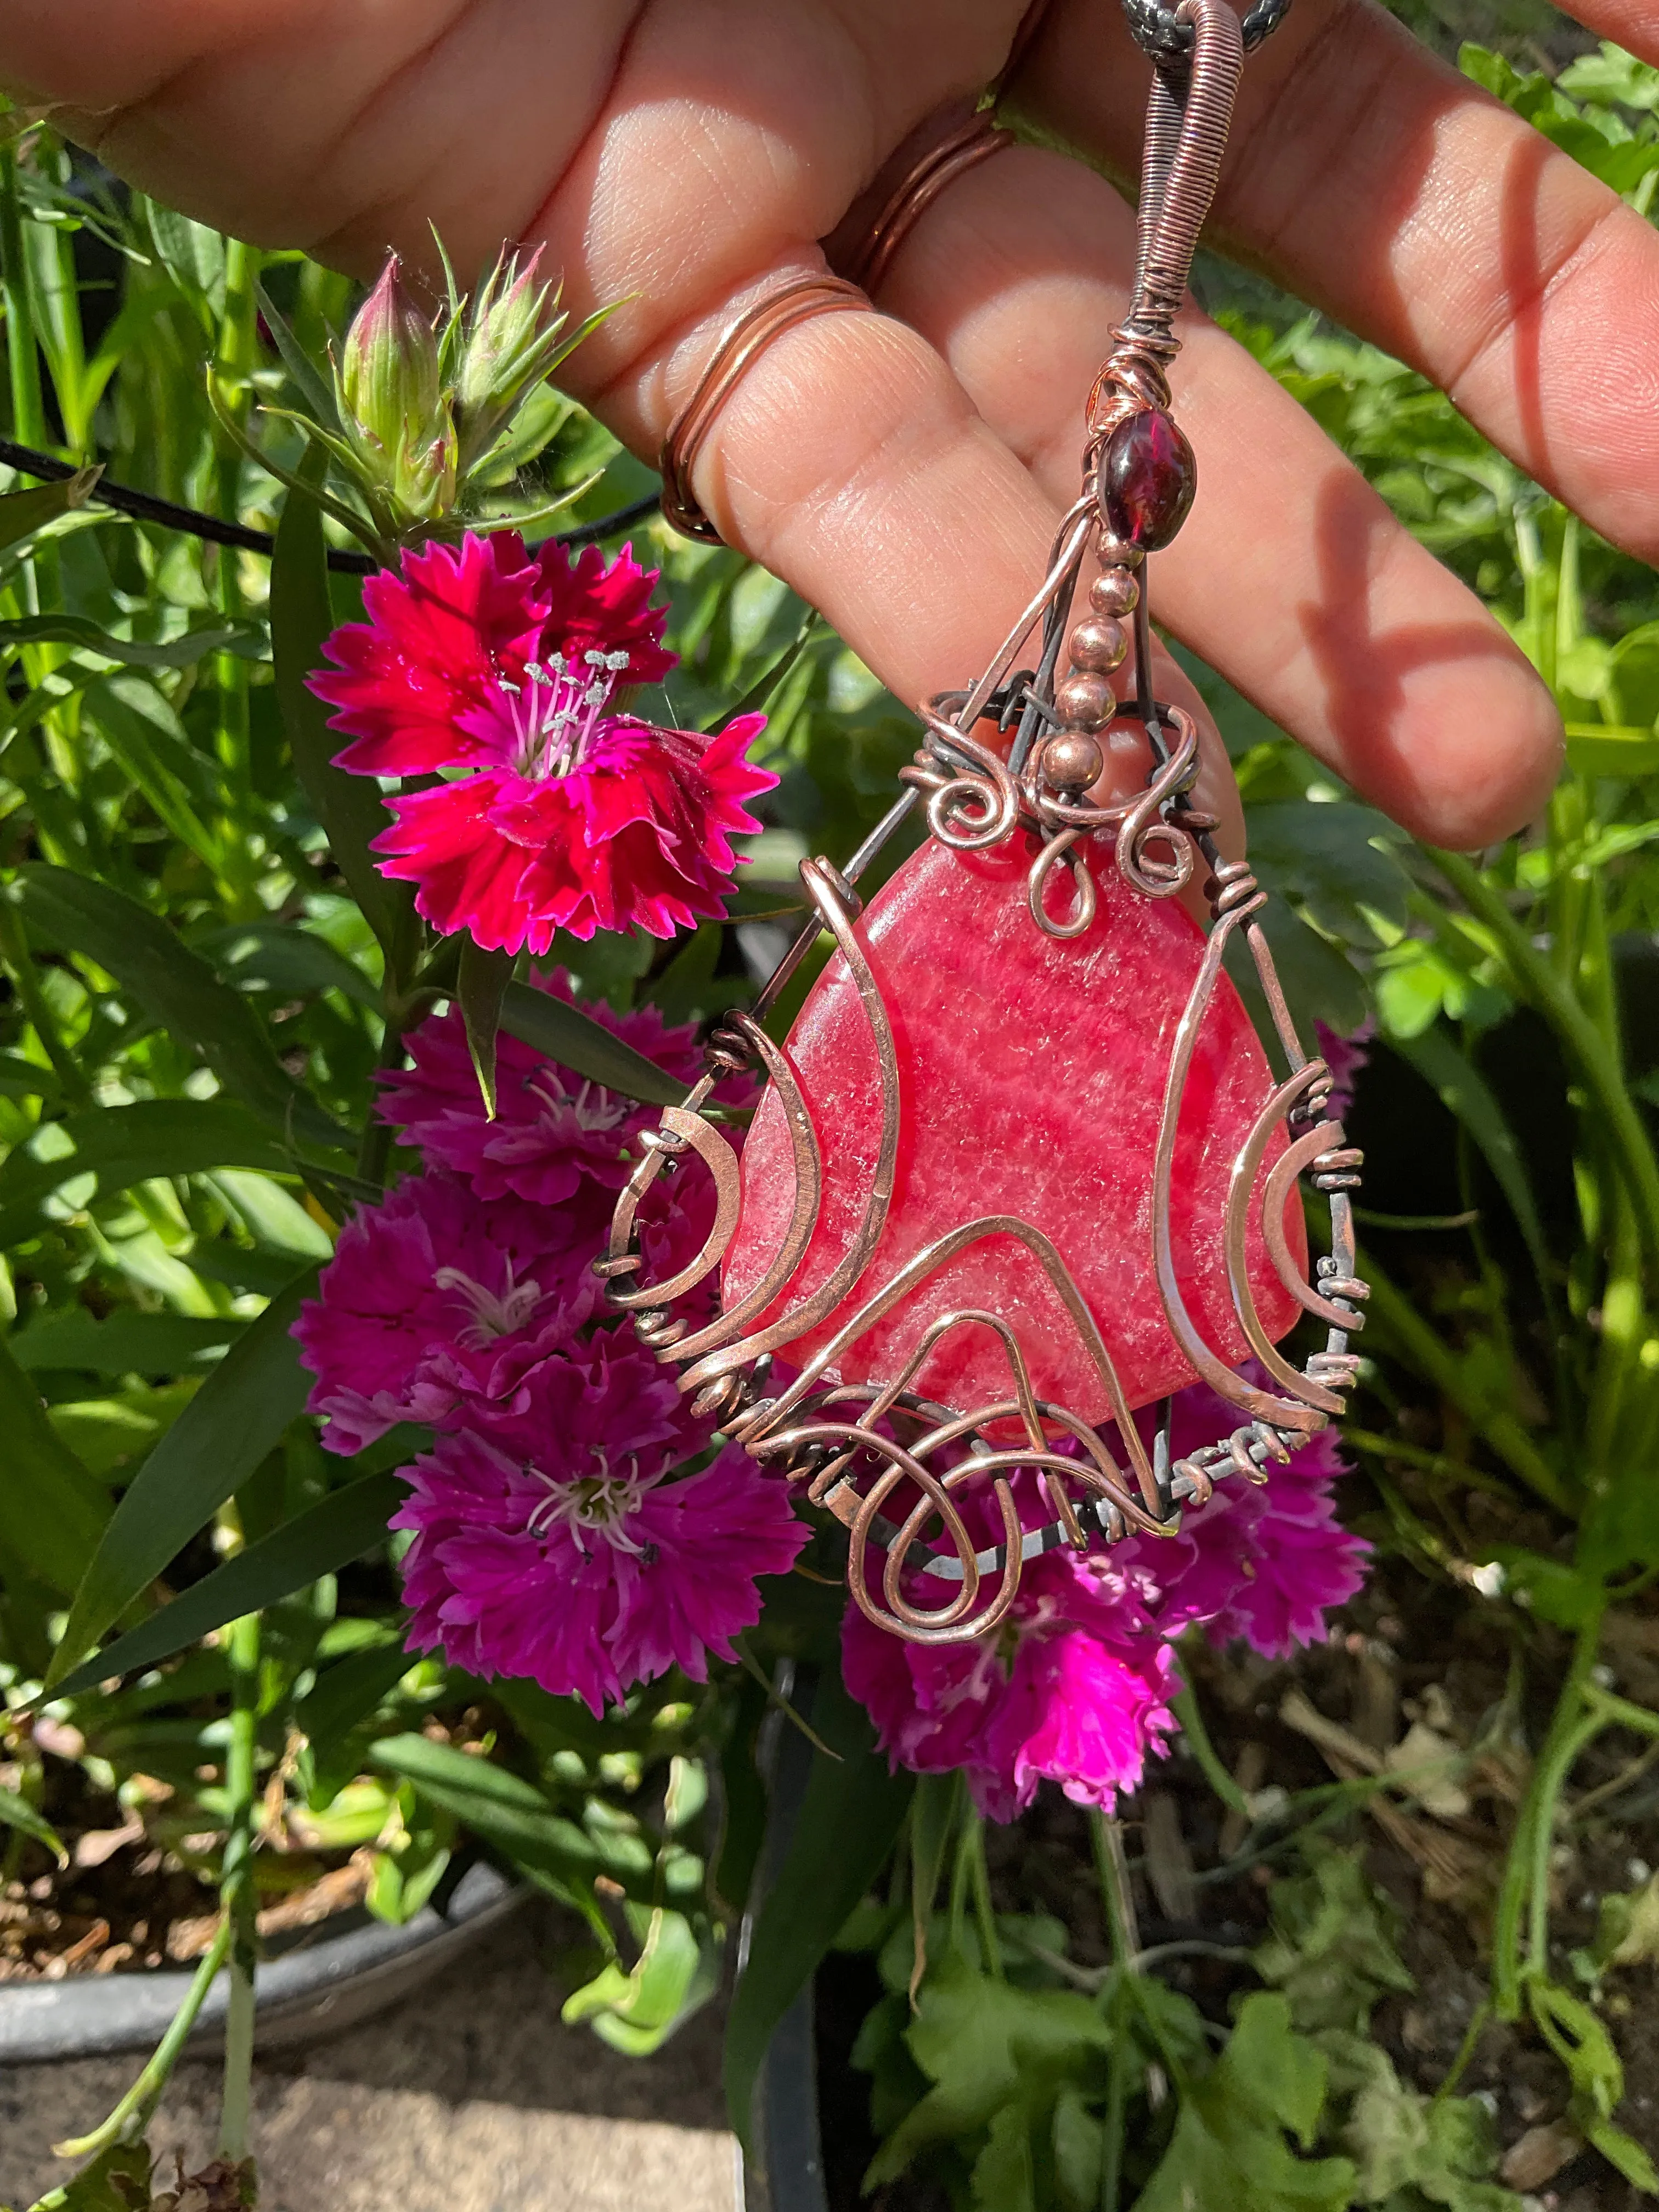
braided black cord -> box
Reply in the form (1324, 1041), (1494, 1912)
(1118, 0), (1294, 67)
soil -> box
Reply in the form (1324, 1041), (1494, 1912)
(0, 1741), (371, 1981)
(812, 1534), (1659, 2212)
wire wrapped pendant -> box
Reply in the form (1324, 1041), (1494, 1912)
(602, 0), (1367, 1644)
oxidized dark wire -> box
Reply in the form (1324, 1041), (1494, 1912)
(607, 0), (1362, 1647)
(1120, 0), (1294, 67)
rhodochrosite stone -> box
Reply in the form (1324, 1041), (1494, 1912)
(722, 833), (1305, 1421)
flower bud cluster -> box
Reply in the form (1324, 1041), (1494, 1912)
(324, 246), (589, 539)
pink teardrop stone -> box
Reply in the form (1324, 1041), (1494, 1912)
(722, 833), (1304, 1423)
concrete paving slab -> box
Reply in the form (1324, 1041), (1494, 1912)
(0, 1908), (738, 2212)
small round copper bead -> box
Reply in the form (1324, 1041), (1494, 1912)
(1068, 616), (1127, 674)
(1040, 730), (1104, 793)
(1090, 567), (1140, 619)
(1053, 672), (1114, 732)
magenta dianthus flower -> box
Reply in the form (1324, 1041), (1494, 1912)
(844, 1522), (1178, 1823)
(844, 1376), (1369, 1817)
(309, 531), (777, 950)
(292, 1170), (599, 1454)
(392, 1339), (805, 1713)
(380, 970), (709, 1206)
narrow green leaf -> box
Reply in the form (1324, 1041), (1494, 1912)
(14, 865), (350, 1149)
(270, 462), (416, 964)
(295, 1635), (415, 1767)
(500, 979), (684, 1107)
(49, 1471), (404, 1699)
(253, 280), (340, 428)
(1390, 1028), (1548, 1276)
(0, 1784), (67, 1864)
(0, 1333), (110, 1595)
(0, 614), (261, 668)
(11, 1311), (244, 1376)
(45, 1268), (320, 1688)
(724, 1664), (914, 2150)
(0, 1098), (295, 1249)
(459, 938), (515, 1116)
(369, 1732), (601, 1898)
(196, 921), (380, 1009)
(0, 467), (100, 554)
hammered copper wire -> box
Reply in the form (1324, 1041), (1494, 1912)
(659, 275), (870, 544)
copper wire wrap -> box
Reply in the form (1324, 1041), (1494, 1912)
(832, 109), (1013, 294)
(658, 274), (871, 545)
(606, 0), (1367, 1647)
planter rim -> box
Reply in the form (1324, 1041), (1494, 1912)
(0, 1859), (523, 2063)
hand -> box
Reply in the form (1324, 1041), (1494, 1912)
(6, 0), (1639, 849)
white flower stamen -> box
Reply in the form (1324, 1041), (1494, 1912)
(523, 1447), (649, 1552)
(493, 646), (632, 779)
(434, 1262), (545, 1349)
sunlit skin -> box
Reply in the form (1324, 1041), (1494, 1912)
(10, 0), (1658, 851)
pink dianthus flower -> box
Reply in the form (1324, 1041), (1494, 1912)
(392, 1338), (806, 1713)
(310, 531), (777, 950)
(292, 1170), (599, 1454)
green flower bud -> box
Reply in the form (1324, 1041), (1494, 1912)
(453, 247), (569, 475)
(340, 255), (442, 454)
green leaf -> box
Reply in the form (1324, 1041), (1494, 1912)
(1527, 1976), (1659, 2193)
(725, 1663), (915, 2149)
(1390, 1025), (1554, 1307)
(500, 979), (685, 1107)
(295, 1635), (416, 1768)
(562, 1904), (714, 2056)
(145, 201), (227, 319)
(1135, 1994), (1356, 2212)
(48, 1471), (403, 1699)
(14, 866), (350, 1150)
(270, 461), (416, 964)
(1337, 2038), (1517, 2210)
(459, 938), (515, 1116)
(865, 1944), (1109, 2194)
(1245, 799), (1411, 947)
(1254, 1841), (1415, 2036)
(254, 280), (341, 429)
(0, 1333), (110, 1595)
(0, 1783), (67, 1865)
(368, 1733), (602, 1906)
(44, 1268), (320, 1689)
(46, 2138), (155, 2212)
(0, 468), (101, 555)
(0, 1099), (296, 1250)
(0, 614), (261, 668)
(196, 921), (380, 1009)
(10, 1311), (245, 1375)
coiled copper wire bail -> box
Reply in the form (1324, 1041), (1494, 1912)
(658, 274), (871, 544)
(1085, 0), (1242, 462)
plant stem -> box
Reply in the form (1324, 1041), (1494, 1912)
(1169, 1673), (1250, 1817)
(963, 1814), (1003, 1980)
(218, 1610), (262, 2162)
(0, 150), (49, 452)
(1492, 1606), (1605, 2021)
(50, 1916), (232, 2161)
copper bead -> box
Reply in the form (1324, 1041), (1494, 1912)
(1090, 567), (1140, 619)
(1053, 672), (1114, 732)
(1040, 730), (1105, 793)
(1067, 616), (1127, 674)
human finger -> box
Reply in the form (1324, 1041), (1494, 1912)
(868, 136), (1560, 845)
(1017, 0), (1659, 568)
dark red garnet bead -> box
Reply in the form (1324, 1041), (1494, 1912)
(1098, 408), (1197, 551)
